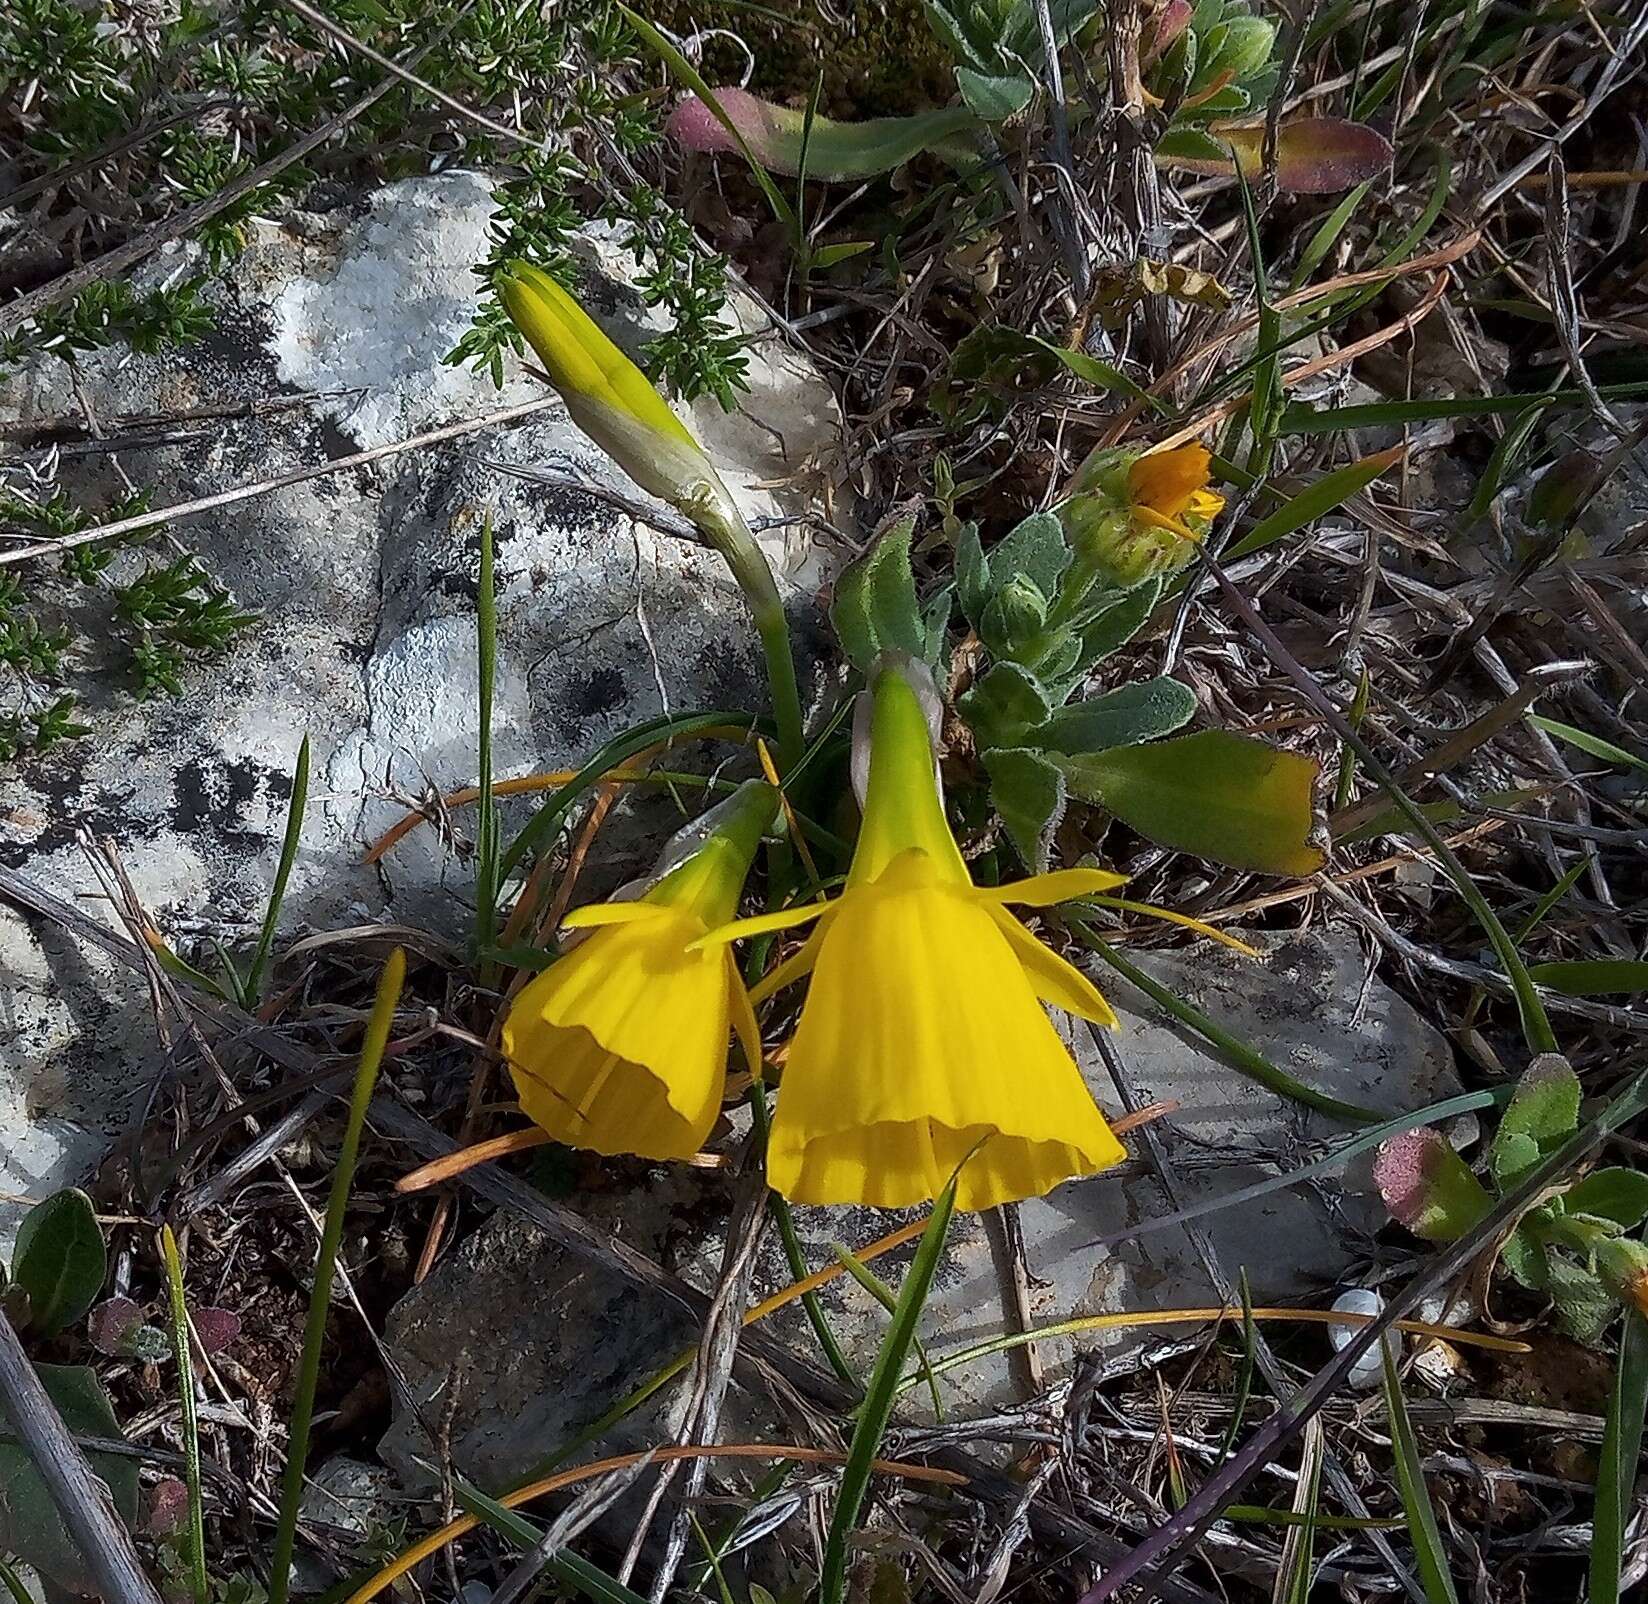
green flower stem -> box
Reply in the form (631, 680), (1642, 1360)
(694, 503), (804, 773)
(268, 949), (404, 1604)
(1068, 920), (1380, 1124)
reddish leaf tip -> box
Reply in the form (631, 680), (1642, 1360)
(665, 89), (753, 157)
(1373, 1127), (1442, 1228)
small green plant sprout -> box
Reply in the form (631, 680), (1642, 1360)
(1375, 1056), (1648, 1343)
(830, 446), (1322, 875)
(0, 1189), (138, 1595)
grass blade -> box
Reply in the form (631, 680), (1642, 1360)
(1590, 1309), (1648, 1604)
(243, 734), (309, 1005)
(618, 6), (795, 231)
(160, 1226), (208, 1604)
(1271, 1415), (1324, 1604)
(1224, 445), (1404, 562)
(818, 1175), (957, 1604)
(1381, 1343), (1459, 1603)
(1527, 712), (1648, 778)
(450, 1476), (654, 1604)
(475, 513), (499, 968)
(1279, 381), (1648, 434)
(268, 947), (404, 1604)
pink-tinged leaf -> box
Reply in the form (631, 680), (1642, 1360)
(1156, 118), (1392, 194)
(1143, 0), (1193, 65)
(189, 1305), (241, 1356)
(667, 88), (977, 180)
(87, 1296), (145, 1355)
(1373, 1128), (1493, 1242)
(144, 1478), (190, 1537)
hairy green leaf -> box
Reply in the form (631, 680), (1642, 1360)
(1064, 728), (1324, 874)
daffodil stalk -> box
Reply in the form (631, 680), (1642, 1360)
(498, 264), (804, 768)
(502, 779), (776, 1160)
(702, 655), (1130, 1210)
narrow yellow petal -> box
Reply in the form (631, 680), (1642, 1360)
(980, 867), (1129, 907)
(727, 954), (764, 1075)
(1083, 895), (1261, 956)
(692, 900), (831, 949)
(988, 907), (1120, 1028)
(560, 901), (663, 930)
(747, 920), (829, 1006)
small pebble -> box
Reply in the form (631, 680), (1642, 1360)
(1330, 1288), (1402, 1389)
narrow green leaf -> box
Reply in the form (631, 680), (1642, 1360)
(622, 14), (795, 226)
(808, 240), (874, 270)
(819, 1183), (957, 1604)
(1279, 382), (1648, 434)
(1224, 445), (1404, 561)
(451, 1475), (657, 1604)
(475, 515), (499, 967)
(161, 1226), (209, 1604)
(1063, 728), (1324, 876)
(1528, 959), (1648, 997)
(1590, 1310), (1648, 1604)
(268, 949), (405, 1604)
(1527, 713), (1648, 778)
(1026, 335), (1149, 402)
(1076, 929), (1380, 1123)
(11, 1188), (106, 1337)
(244, 733), (310, 1005)
(1381, 1345), (1460, 1604)
(1289, 180), (1373, 290)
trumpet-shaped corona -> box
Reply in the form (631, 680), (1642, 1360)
(703, 661), (1129, 1210)
(501, 781), (773, 1161)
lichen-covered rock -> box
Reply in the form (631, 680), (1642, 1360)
(0, 172), (843, 1241)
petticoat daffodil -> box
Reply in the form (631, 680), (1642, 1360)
(501, 780), (775, 1162)
(701, 659), (1128, 1211)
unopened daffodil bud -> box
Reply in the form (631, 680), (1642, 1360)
(499, 261), (743, 534)
(497, 262), (804, 765)
(501, 779), (776, 1162)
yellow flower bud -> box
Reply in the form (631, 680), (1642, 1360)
(498, 262), (741, 532)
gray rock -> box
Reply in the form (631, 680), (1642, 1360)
(0, 172), (844, 1244)
(379, 927), (1460, 1486)
(293, 1456), (404, 1593)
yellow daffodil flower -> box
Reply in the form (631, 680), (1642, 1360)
(1062, 440), (1226, 588)
(701, 659), (1128, 1210)
(501, 781), (775, 1161)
